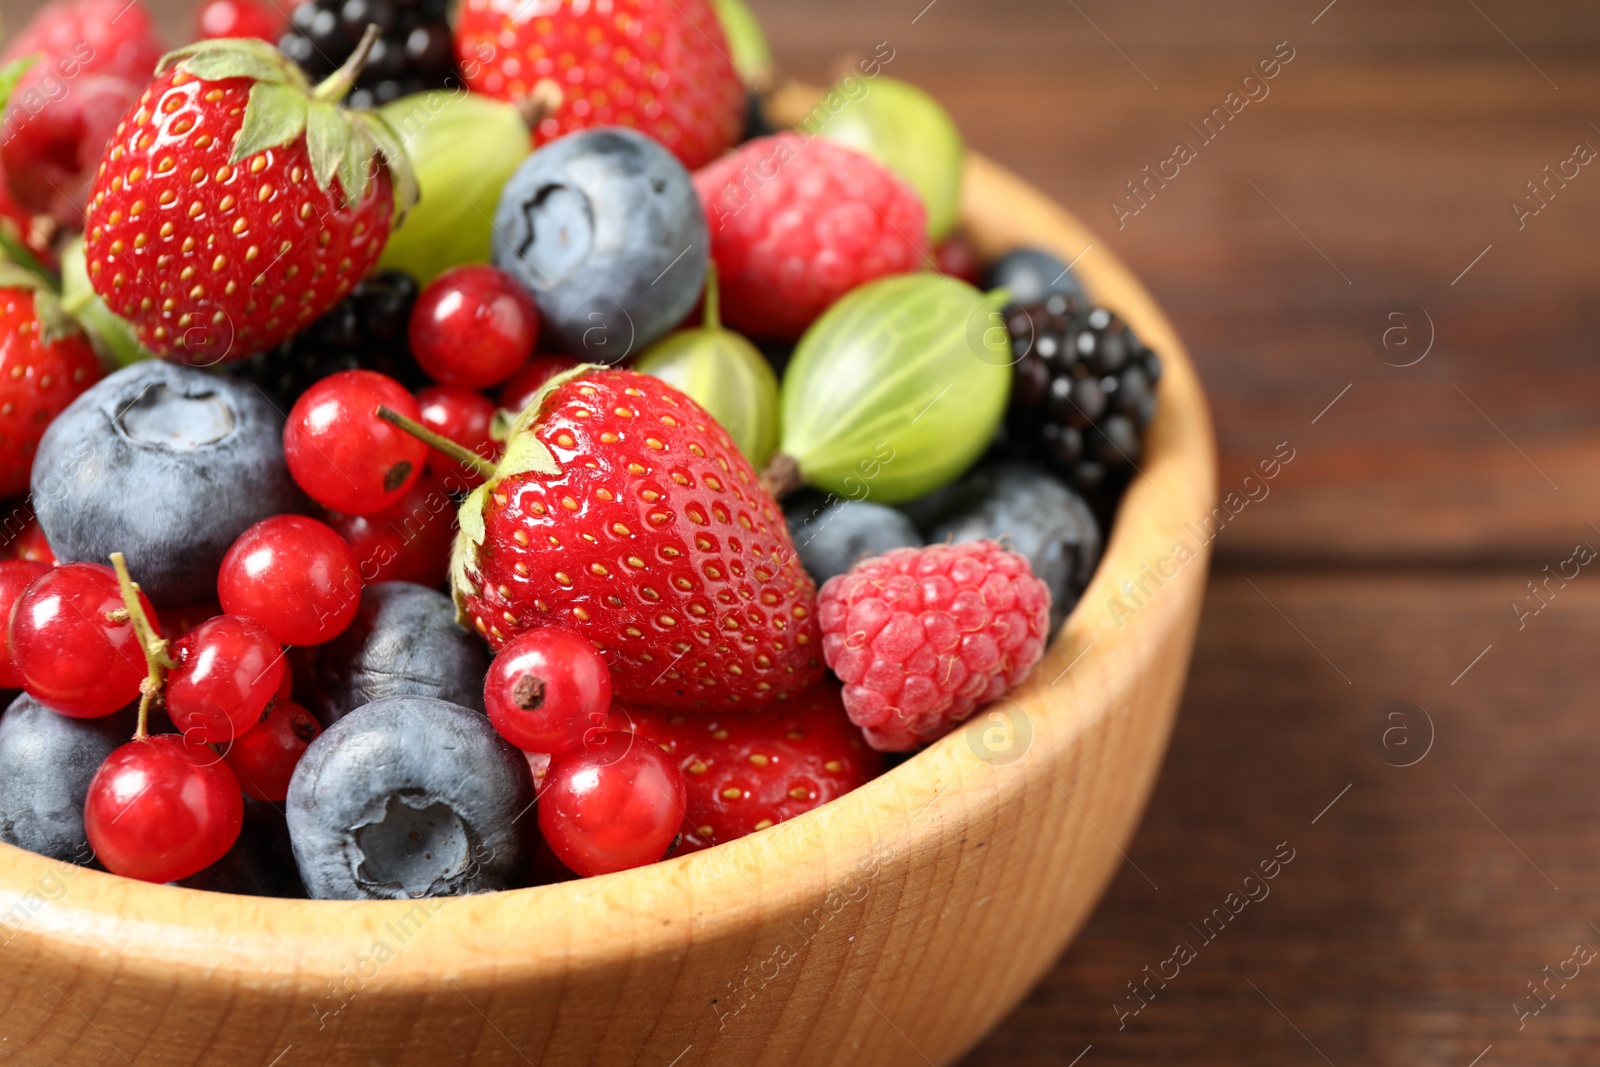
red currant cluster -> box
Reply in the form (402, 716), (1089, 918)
(285, 266), (561, 589)
(0, 265), (562, 885)
(0, 554), (319, 882)
(485, 628), (687, 877)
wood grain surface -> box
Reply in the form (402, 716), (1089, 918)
(0, 0), (1592, 1062)
(750, 0), (1600, 1063)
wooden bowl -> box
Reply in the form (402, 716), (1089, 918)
(0, 154), (1215, 1067)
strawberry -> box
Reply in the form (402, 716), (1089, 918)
(453, 0), (744, 171)
(0, 266), (102, 497)
(0, 59), (61, 272)
(609, 679), (884, 852)
(81, 35), (417, 364)
(450, 366), (824, 710)
(0, 0), (165, 226)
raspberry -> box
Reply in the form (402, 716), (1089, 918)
(817, 541), (1051, 752)
(695, 133), (930, 340)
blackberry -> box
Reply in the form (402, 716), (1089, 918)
(226, 272), (424, 411)
(279, 0), (457, 110)
(999, 293), (1162, 495)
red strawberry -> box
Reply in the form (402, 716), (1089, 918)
(0, 271), (103, 497)
(0, 0), (165, 226)
(0, 155), (57, 273)
(450, 366), (823, 710)
(82, 35), (417, 364)
(609, 679), (884, 852)
(453, 0), (744, 171)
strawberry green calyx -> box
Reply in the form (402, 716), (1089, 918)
(151, 31), (419, 218)
(447, 362), (597, 623)
(0, 261), (81, 346)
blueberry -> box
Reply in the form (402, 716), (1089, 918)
(178, 797), (306, 897)
(984, 248), (1088, 306)
(311, 582), (490, 725)
(784, 491), (922, 586)
(921, 463), (1101, 631)
(492, 127), (708, 362)
(287, 696), (534, 900)
(0, 694), (132, 864)
(31, 361), (306, 606)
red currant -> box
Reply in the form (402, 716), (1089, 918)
(85, 735), (244, 882)
(417, 385), (501, 486)
(8, 516), (54, 564)
(485, 627), (611, 754)
(410, 265), (539, 390)
(196, 0), (285, 40)
(165, 615), (285, 745)
(217, 516), (361, 646)
(934, 235), (982, 285)
(223, 699), (321, 802)
(327, 467), (457, 589)
(500, 354), (579, 416)
(0, 560), (51, 689)
(9, 563), (159, 717)
(537, 731), (686, 877)
(284, 370), (428, 515)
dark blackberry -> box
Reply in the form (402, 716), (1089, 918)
(279, 0), (457, 103)
(1000, 293), (1162, 496)
(225, 272), (425, 411)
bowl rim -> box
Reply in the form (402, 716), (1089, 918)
(0, 151), (1216, 990)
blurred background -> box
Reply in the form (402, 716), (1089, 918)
(4, 0), (1598, 1062)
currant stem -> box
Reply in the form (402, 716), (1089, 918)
(109, 552), (175, 741)
(374, 405), (497, 479)
(312, 24), (381, 104)
(703, 261), (720, 333)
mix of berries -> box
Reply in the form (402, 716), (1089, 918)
(225, 271), (425, 410)
(281, 0), (456, 110)
(0, 1), (1161, 898)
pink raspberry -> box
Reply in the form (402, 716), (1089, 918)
(818, 541), (1052, 752)
(694, 132), (929, 340)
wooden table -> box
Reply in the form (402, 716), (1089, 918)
(10, 0), (1599, 1061)
(750, 1), (1600, 1063)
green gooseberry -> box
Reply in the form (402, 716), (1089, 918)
(711, 0), (775, 89)
(769, 273), (1010, 504)
(377, 91), (533, 286)
(634, 265), (781, 468)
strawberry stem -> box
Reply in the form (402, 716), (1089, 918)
(313, 24), (381, 104)
(110, 552), (176, 741)
(375, 405), (497, 479)
(703, 261), (720, 333)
